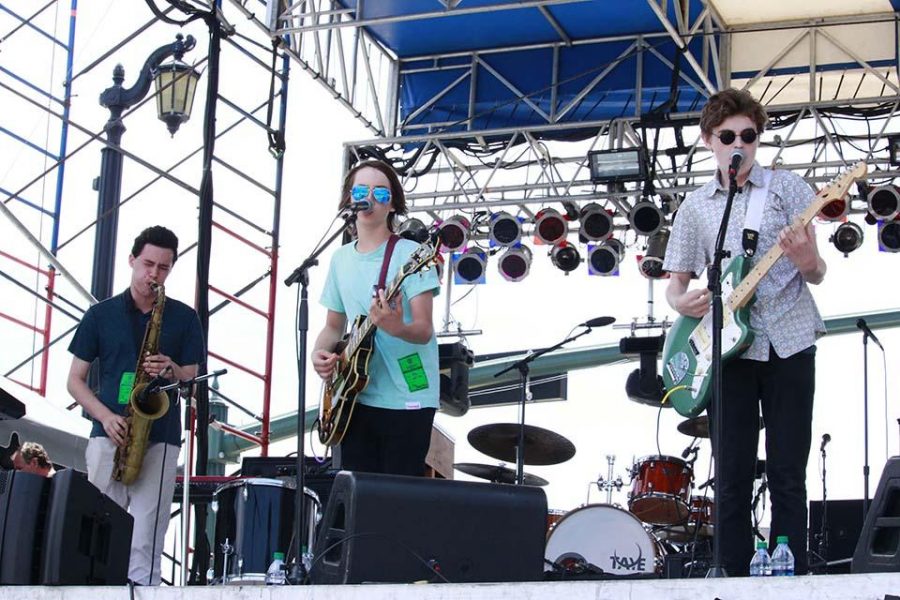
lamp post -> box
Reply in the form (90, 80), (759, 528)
(91, 33), (200, 301)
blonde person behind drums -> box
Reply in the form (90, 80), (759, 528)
(67, 226), (205, 585)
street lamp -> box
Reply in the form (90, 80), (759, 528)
(91, 33), (200, 301)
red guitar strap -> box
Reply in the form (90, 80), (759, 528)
(377, 234), (401, 292)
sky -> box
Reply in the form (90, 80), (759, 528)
(1, 0), (899, 562)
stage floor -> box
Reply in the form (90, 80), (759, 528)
(7, 573), (900, 600)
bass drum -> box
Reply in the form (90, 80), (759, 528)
(211, 478), (321, 585)
(545, 504), (663, 576)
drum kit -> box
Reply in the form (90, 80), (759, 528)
(456, 415), (722, 578)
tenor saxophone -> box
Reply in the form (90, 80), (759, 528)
(113, 282), (170, 485)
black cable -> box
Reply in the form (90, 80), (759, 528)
(300, 531), (452, 585)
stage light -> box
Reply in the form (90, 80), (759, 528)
(867, 185), (900, 221)
(638, 228), (670, 279)
(437, 215), (470, 252)
(489, 211), (522, 247)
(878, 220), (900, 252)
(587, 147), (649, 184)
(550, 241), (581, 273)
(453, 247), (486, 284)
(830, 222), (863, 256)
(497, 246), (532, 282)
(629, 201), (664, 236)
(579, 203), (613, 242)
(587, 239), (624, 276)
(534, 208), (568, 245)
(397, 217), (430, 243)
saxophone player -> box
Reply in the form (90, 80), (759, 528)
(67, 226), (205, 586)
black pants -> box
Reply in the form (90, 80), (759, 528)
(338, 404), (436, 476)
(709, 346), (815, 576)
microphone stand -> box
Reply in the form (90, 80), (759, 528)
(493, 324), (599, 485)
(861, 328), (872, 520)
(818, 439), (830, 572)
(283, 209), (359, 584)
(153, 369), (227, 586)
(706, 167), (741, 578)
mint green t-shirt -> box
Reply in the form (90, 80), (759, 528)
(320, 237), (441, 410)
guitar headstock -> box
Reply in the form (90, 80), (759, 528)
(817, 161), (868, 206)
(401, 240), (441, 276)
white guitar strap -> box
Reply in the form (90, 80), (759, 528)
(742, 168), (772, 257)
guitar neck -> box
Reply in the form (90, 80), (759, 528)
(727, 195), (824, 311)
(344, 273), (405, 358)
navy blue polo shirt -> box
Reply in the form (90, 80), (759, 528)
(68, 289), (205, 446)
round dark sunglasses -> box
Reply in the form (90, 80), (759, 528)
(712, 128), (758, 145)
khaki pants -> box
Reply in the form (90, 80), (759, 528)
(86, 437), (179, 585)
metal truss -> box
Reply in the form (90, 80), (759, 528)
(0, 0), (77, 395)
(0, 3), (293, 466)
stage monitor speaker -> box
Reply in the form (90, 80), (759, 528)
(853, 456), (900, 573)
(0, 470), (50, 584)
(40, 469), (133, 585)
(311, 471), (547, 584)
(809, 499), (864, 573)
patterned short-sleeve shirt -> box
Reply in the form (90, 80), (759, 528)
(662, 162), (826, 361)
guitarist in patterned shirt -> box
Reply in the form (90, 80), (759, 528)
(312, 159), (441, 476)
(663, 89), (827, 575)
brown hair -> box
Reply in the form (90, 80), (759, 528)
(699, 88), (768, 138)
(339, 159), (407, 231)
(19, 442), (51, 469)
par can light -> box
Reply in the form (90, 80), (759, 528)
(497, 246), (532, 282)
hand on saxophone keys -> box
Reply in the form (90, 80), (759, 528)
(142, 353), (176, 379)
(101, 410), (129, 448)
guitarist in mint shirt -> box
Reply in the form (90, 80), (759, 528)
(663, 89), (827, 576)
(313, 159), (440, 476)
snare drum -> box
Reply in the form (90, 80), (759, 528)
(211, 478), (321, 585)
(628, 455), (692, 525)
(657, 495), (715, 543)
(545, 504), (664, 575)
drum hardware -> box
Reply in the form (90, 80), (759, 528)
(490, 319), (610, 484)
(453, 462), (549, 486)
(587, 454), (624, 505)
(467, 423), (575, 467)
(628, 455), (693, 525)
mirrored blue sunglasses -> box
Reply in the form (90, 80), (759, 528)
(351, 184), (392, 204)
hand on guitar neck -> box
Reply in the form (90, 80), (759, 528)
(777, 217), (826, 285)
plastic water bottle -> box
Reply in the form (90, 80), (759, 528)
(771, 536), (795, 576)
(749, 539), (772, 576)
(265, 552), (286, 585)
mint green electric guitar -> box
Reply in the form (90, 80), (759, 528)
(661, 161), (867, 417)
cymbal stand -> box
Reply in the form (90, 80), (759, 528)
(591, 455), (624, 505)
(494, 326), (598, 485)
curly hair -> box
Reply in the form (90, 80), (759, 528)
(699, 88), (768, 137)
(19, 442), (51, 469)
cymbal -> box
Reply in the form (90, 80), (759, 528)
(677, 415), (764, 438)
(677, 415), (710, 438)
(467, 423), (576, 466)
(453, 462), (549, 487)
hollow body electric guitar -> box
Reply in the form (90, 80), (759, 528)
(316, 240), (440, 447)
(661, 161), (867, 417)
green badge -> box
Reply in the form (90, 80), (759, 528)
(398, 353), (428, 392)
(118, 372), (135, 404)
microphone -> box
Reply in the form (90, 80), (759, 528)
(820, 433), (831, 452)
(681, 443), (699, 459)
(346, 199), (371, 213)
(581, 316), (616, 328)
(728, 149), (744, 178)
(857, 318), (884, 351)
